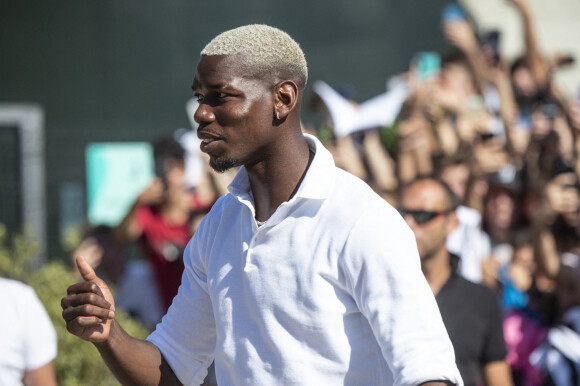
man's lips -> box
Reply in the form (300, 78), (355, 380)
(197, 130), (223, 151)
(200, 137), (219, 144)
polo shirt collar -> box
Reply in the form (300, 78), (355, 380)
(227, 133), (335, 201)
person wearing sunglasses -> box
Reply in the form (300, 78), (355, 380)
(399, 177), (513, 386)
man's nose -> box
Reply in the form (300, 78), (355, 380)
(194, 103), (216, 125)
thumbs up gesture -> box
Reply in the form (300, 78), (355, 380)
(61, 255), (116, 342)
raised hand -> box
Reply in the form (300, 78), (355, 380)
(61, 255), (116, 342)
(442, 19), (478, 53)
(136, 178), (166, 206)
(71, 237), (104, 274)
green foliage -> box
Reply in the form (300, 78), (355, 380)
(316, 123), (336, 146)
(0, 224), (149, 386)
(378, 122), (399, 159)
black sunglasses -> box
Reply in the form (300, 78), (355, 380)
(398, 208), (453, 224)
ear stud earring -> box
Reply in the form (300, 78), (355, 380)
(276, 111), (280, 120)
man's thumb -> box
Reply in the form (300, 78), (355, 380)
(76, 255), (101, 283)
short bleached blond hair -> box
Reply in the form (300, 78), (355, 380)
(201, 24), (308, 87)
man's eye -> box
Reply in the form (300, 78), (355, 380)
(216, 92), (227, 98)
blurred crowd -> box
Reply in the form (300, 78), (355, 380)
(306, 0), (580, 385)
(56, 1), (580, 385)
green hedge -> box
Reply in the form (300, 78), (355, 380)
(0, 225), (149, 386)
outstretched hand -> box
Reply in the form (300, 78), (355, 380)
(442, 19), (477, 52)
(61, 255), (116, 342)
(136, 178), (166, 206)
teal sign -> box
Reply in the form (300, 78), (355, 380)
(86, 142), (154, 226)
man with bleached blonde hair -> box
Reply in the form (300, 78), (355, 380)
(61, 24), (462, 386)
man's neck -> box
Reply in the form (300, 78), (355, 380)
(421, 249), (452, 296)
(248, 130), (312, 222)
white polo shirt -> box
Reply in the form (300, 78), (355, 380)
(0, 278), (57, 386)
(148, 134), (462, 386)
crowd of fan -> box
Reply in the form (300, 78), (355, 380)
(306, 0), (580, 384)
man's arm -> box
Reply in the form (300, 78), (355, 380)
(113, 179), (164, 245)
(95, 321), (182, 386)
(482, 360), (514, 386)
(341, 207), (463, 385)
(61, 256), (181, 385)
(23, 361), (57, 386)
(362, 129), (398, 193)
(507, 0), (550, 88)
(442, 19), (490, 94)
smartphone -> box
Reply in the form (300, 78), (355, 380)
(414, 52), (441, 81)
(441, 3), (466, 23)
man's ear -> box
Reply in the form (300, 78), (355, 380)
(274, 80), (298, 120)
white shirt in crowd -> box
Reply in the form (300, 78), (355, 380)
(0, 278), (57, 386)
(148, 134), (463, 386)
(447, 205), (492, 283)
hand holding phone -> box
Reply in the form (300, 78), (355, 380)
(441, 3), (466, 23)
(413, 52), (441, 82)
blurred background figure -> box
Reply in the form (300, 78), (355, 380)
(399, 177), (512, 386)
(437, 153), (492, 284)
(112, 135), (216, 316)
(308, 8), (580, 384)
(530, 252), (580, 386)
(0, 278), (57, 386)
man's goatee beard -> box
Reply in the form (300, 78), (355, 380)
(210, 158), (238, 173)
